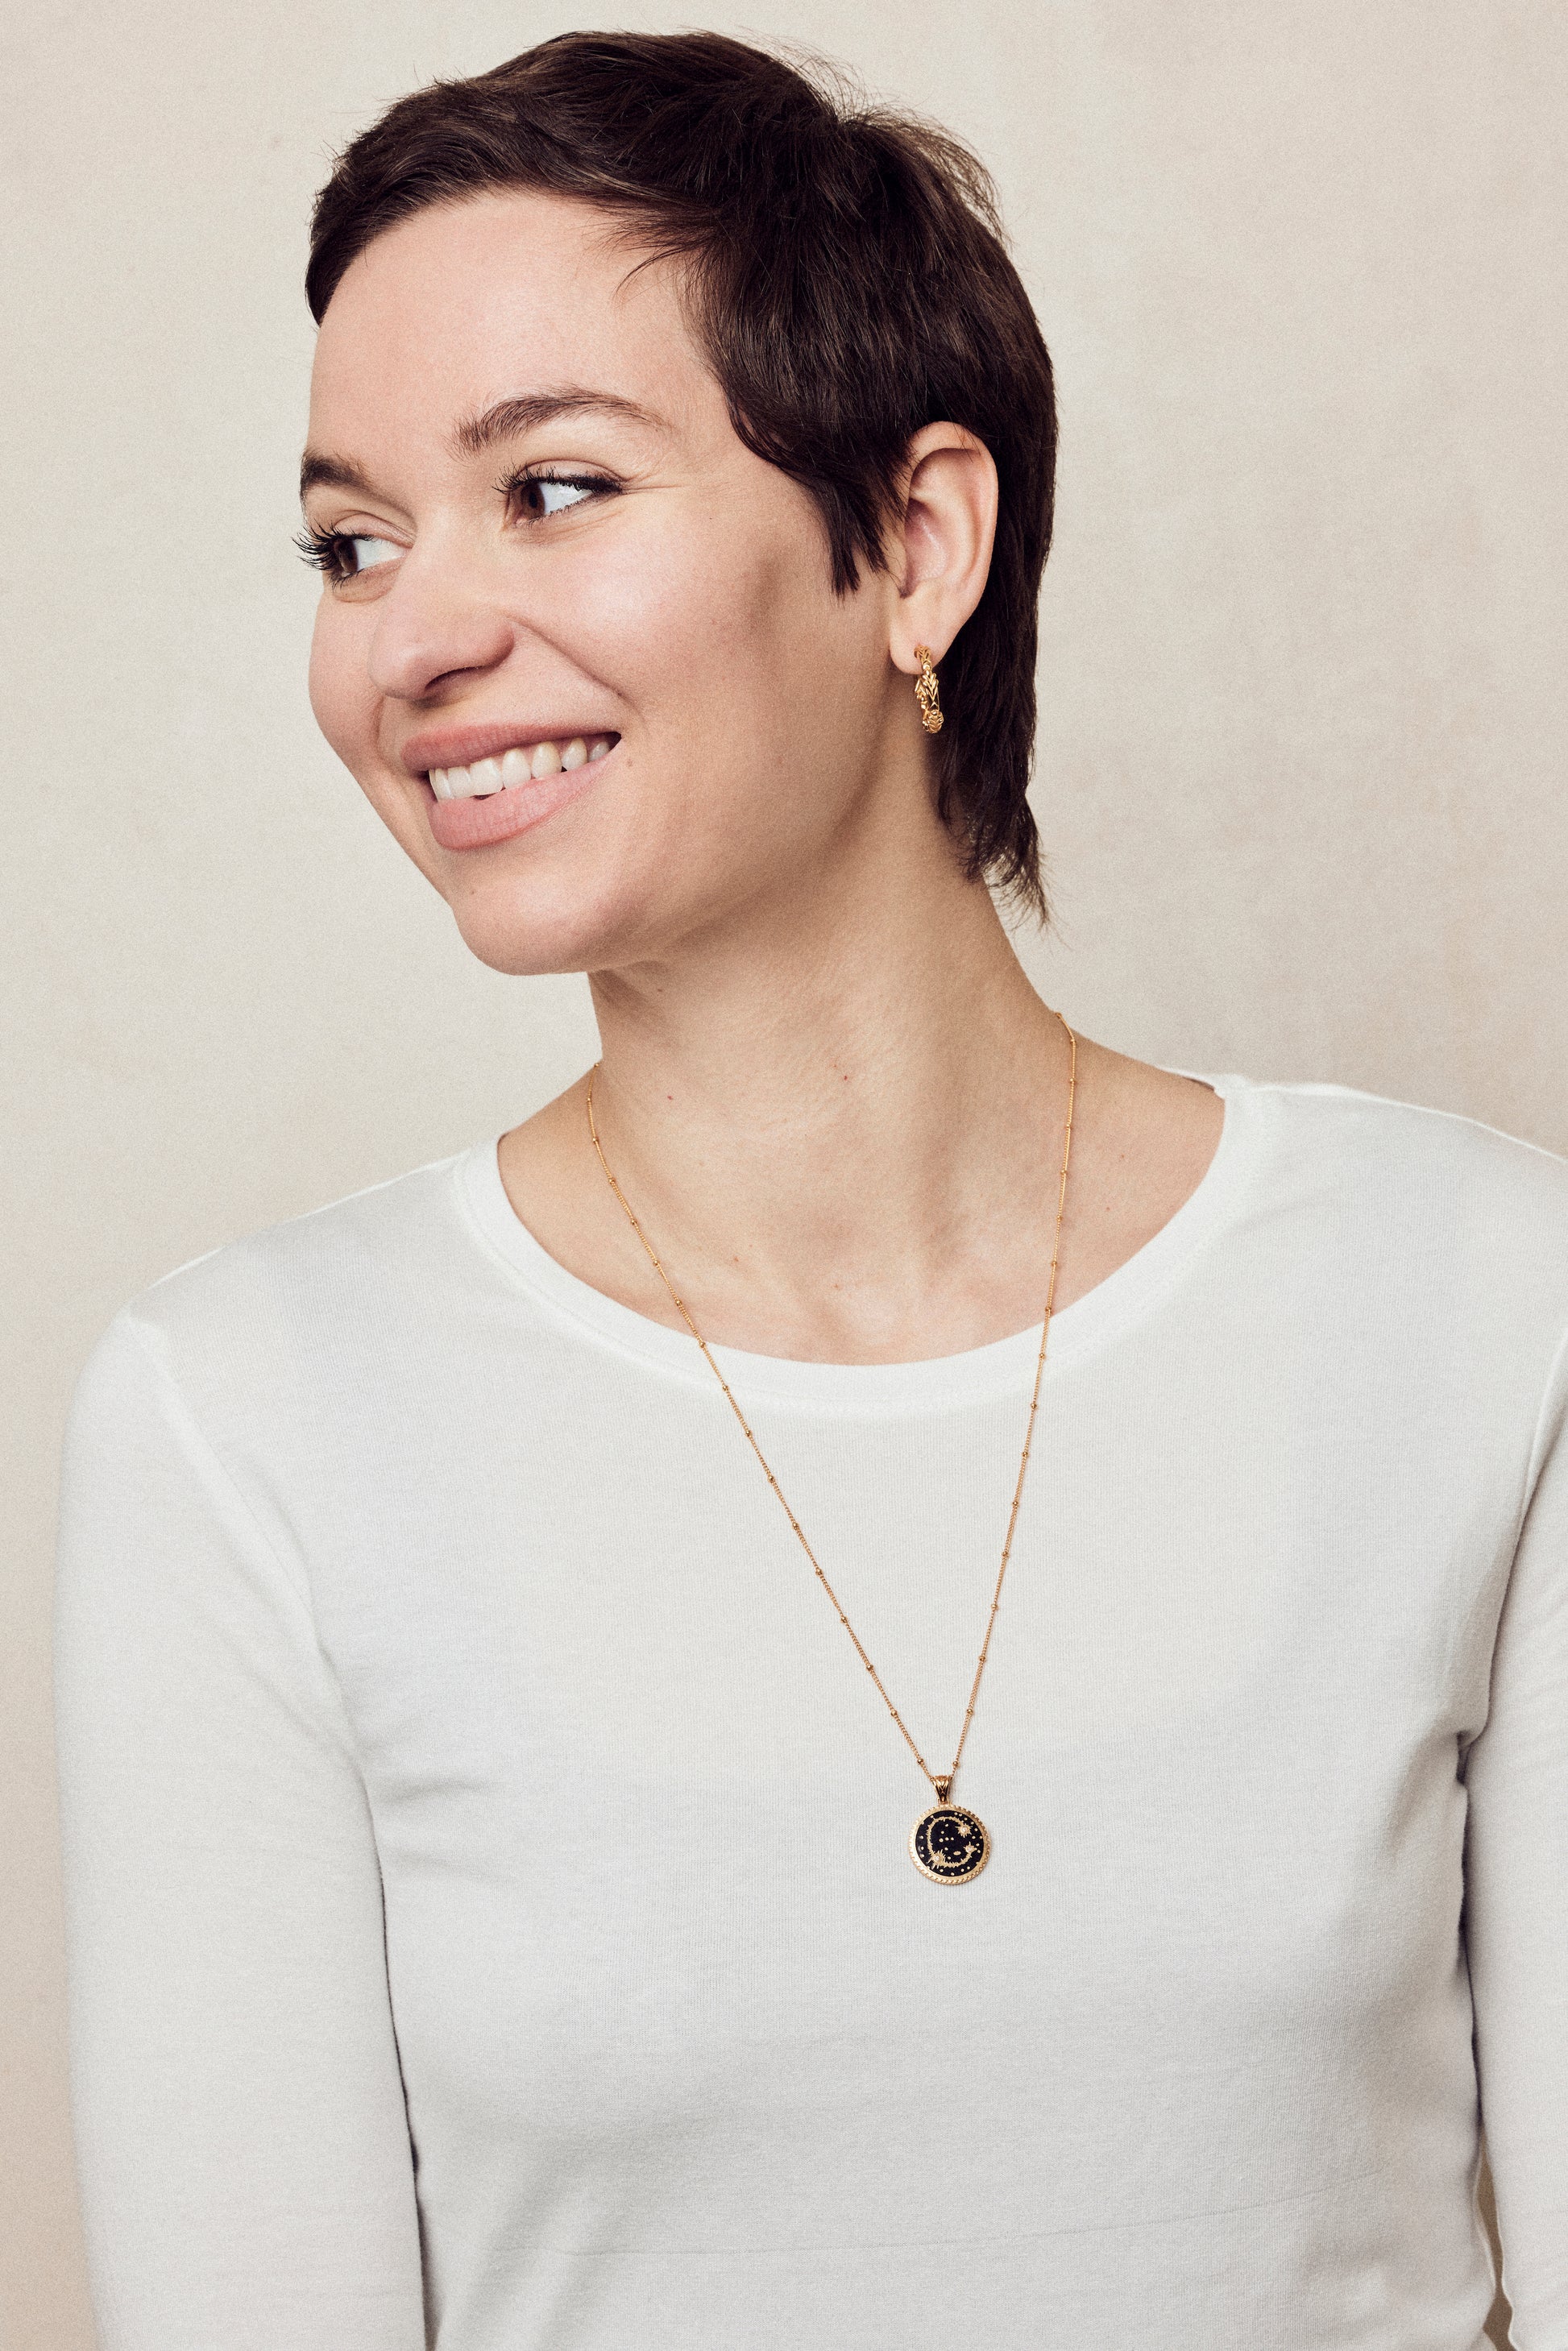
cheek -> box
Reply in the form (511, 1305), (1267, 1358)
(570, 489), (840, 770)
(307, 598), (376, 771)
(572, 515), (752, 682)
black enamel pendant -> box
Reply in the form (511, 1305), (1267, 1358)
(909, 1802), (990, 1885)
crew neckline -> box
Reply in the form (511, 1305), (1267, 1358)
(456, 1073), (1267, 1412)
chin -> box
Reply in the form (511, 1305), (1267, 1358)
(443, 862), (685, 978)
(438, 801), (814, 976)
(449, 897), (620, 980)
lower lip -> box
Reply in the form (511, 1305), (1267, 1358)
(424, 749), (613, 852)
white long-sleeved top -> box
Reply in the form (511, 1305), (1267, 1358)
(55, 1074), (1568, 2350)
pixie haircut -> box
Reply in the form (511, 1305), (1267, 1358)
(308, 32), (1057, 915)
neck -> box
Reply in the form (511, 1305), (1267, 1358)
(579, 840), (1072, 1358)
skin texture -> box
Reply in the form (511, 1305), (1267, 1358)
(304, 189), (1223, 1362)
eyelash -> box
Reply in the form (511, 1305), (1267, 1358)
(293, 525), (361, 580)
(498, 466), (622, 520)
(294, 469), (621, 583)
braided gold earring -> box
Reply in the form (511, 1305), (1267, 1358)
(913, 646), (944, 734)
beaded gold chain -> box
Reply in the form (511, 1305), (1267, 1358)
(585, 1011), (1077, 1882)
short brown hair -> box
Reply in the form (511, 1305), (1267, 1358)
(308, 32), (1056, 915)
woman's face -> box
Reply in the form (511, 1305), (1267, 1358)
(303, 191), (921, 977)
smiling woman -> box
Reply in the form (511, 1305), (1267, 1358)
(305, 383), (627, 841)
(52, 28), (1568, 2351)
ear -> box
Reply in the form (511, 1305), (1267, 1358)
(886, 422), (998, 677)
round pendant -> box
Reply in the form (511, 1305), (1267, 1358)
(909, 1802), (990, 1885)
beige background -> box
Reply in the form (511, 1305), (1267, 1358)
(5, 2), (1562, 2341)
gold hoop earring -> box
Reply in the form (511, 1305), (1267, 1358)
(914, 646), (944, 735)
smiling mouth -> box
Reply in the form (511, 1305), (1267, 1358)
(427, 735), (618, 800)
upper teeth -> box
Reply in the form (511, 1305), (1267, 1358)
(429, 737), (613, 800)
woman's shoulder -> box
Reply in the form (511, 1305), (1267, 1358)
(1224, 1072), (1568, 1340)
(1234, 1072), (1568, 1211)
(83, 1143), (496, 1420)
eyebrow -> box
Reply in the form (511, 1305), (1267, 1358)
(450, 388), (666, 458)
(299, 388), (666, 505)
(298, 451), (384, 502)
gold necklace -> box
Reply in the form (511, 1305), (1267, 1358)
(585, 1013), (1077, 1884)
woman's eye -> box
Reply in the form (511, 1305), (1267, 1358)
(347, 535), (400, 571)
(293, 526), (404, 583)
(510, 472), (616, 521)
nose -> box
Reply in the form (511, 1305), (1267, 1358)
(366, 545), (516, 705)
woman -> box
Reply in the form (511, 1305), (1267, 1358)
(55, 31), (1566, 2350)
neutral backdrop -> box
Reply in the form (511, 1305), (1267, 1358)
(4, 2), (1562, 2342)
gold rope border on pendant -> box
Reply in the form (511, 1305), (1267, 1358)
(584, 1011), (1077, 1804)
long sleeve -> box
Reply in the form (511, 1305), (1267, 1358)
(1465, 1325), (1568, 2346)
(54, 1309), (425, 2351)
(48, 1096), (1568, 2349)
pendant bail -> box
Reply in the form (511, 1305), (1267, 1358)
(932, 1776), (952, 1803)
